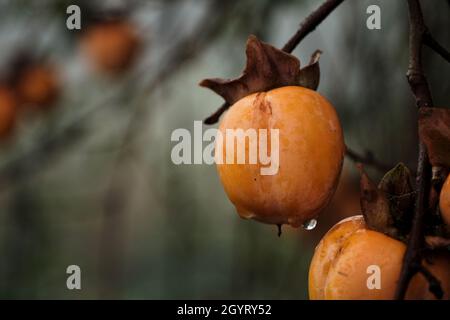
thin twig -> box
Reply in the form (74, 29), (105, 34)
(204, 0), (345, 125)
(395, 0), (440, 300)
(423, 31), (450, 64)
(345, 146), (393, 173)
(418, 265), (444, 299)
(281, 0), (344, 53)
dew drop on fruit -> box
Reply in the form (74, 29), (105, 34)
(303, 219), (317, 231)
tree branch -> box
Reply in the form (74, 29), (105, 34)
(204, 0), (345, 125)
(281, 0), (344, 53)
(345, 146), (393, 173)
(418, 265), (444, 299)
(395, 0), (435, 300)
(423, 31), (450, 64)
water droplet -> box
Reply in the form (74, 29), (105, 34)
(303, 219), (317, 230)
(277, 224), (282, 237)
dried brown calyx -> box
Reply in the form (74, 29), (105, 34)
(358, 164), (399, 240)
(199, 35), (321, 107)
(418, 107), (450, 168)
(358, 161), (450, 242)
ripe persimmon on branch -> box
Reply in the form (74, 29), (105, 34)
(204, 0), (389, 172)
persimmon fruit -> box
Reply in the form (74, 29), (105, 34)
(439, 174), (450, 226)
(81, 19), (140, 74)
(16, 64), (59, 108)
(216, 86), (345, 227)
(309, 215), (450, 299)
(0, 85), (17, 138)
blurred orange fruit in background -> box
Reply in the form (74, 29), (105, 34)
(16, 64), (59, 109)
(0, 85), (17, 138)
(81, 19), (140, 74)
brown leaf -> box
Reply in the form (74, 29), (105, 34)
(419, 107), (450, 167)
(199, 35), (321, 106)
(378, 163), (414, 233)
(358, 165), (398, 238)
(298, 50), (322, 90)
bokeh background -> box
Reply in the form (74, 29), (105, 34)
(0, 0), (448, 299)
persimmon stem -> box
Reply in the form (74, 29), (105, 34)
(394, 0), (442, 300)
(281, 0), (344, 54)
(203, 0), (345, 125)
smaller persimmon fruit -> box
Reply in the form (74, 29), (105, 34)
(0, 85), (17, 138)
(81, 19), (140, 74)
(439, 174), (450, 226)
(16, 64), (59, 108)
(309, 215), (450, 300)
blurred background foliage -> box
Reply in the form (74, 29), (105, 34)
(0, 0), (448, 299)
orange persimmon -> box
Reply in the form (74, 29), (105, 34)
(439, 174), (450, 226)
(81, 19), (140, 74)
(0, 85), (17, 138)
(216, 86), (344, 227)
(309, 215), (450, 300)
(16, 64), (59, 108)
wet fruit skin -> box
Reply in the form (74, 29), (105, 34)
(309, 215), (450, 300)
(81, 20), (140, 74)
(0, 86), (17, 138)
(16, 65), (59, 108)
(439, 174), (450, 226)
(216, 86), (345, 227)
